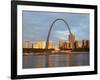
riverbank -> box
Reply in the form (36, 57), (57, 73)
(23, 51), (89, 56)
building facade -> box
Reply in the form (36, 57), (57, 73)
(23, 41), (30, 48)
(68, 33), (75, 49)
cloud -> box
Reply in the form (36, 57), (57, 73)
(23, 11), (90, 44)
(54, 30), (69, 40)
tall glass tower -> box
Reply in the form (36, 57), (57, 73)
(68, 33), (75, 49)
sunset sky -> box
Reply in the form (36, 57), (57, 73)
(22, 10), (90, 44)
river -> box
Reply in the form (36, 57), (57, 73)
(23, 52), (89, 68)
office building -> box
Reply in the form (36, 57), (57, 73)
(86, 40), (89, 48)
(82, 40), (89, 48)
(23, 41), (30, 48)
(74, 40), (82, 49)
(32, 41), (46, 49)
(59, 39), (64, 49)
(68, 33), (75, 49)
(65, 41), (71, 49)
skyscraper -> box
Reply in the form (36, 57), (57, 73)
(59, 39), (64, 49)
(82, 40), (90, 48)
(64, 41), (71, 49)
(24, 41), (30, 48)
(74, 40), (82, 49)
(86, 40), (90, 48)
(68, 33), (75, 49)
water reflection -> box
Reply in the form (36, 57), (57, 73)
(23, 52), (89, 68)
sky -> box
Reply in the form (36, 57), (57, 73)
(22, 10), (90, 44)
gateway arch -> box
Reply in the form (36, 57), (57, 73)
(45, 18), (73, 49)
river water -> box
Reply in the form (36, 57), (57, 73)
(23, 52), (89, 69)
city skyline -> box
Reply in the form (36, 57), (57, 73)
(23, 39), (89, 48)
(23, 33), (89, 51)
(22, 11), (90, 45)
